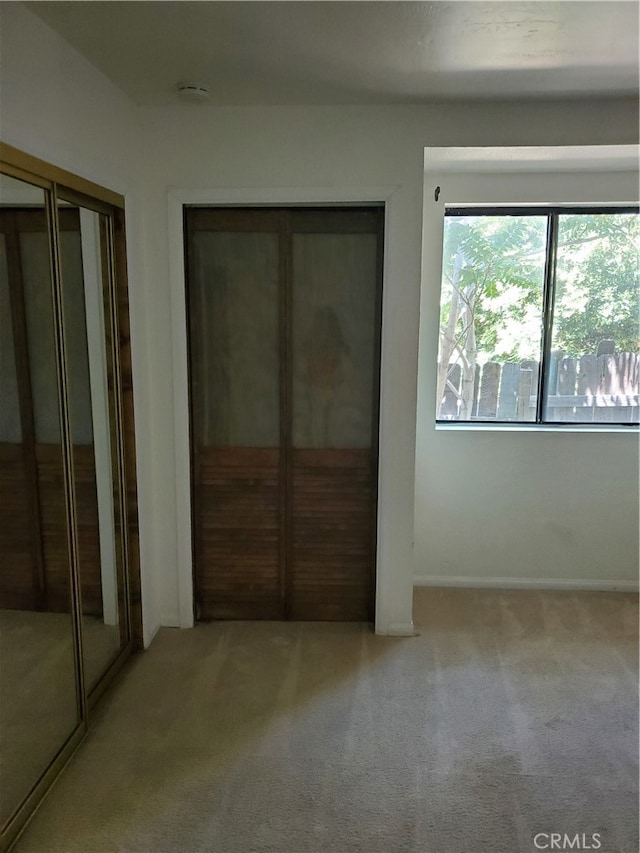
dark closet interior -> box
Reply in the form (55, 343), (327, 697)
(184, 206), (384, 621)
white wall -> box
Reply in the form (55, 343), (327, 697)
(0, 3), (160, 645)
(136, 106), (426, 634)
(3, 3), (638, 642)
(0, 4), (137, 193)
(416, 161), (639, 591)
(135, 100), (639, 633)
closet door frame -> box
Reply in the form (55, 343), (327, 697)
(184, 205), (384, 621)
(169, 186), (395, 631)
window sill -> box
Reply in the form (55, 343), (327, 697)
(435, 422), (639, 434)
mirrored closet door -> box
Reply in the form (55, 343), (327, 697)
(0, 146), (141, 852)
(0, 177), (80, 833)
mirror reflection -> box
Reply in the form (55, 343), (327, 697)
(57, 200), (127, 693)
(0, 175), (79, 826)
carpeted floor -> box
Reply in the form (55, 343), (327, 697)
(11, 588), (639, 853)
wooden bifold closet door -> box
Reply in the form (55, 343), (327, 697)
(185, 207), (383, 621)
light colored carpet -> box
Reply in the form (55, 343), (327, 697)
(11, 589), (639, 853)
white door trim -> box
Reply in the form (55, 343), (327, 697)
(167, 185), (400, 630)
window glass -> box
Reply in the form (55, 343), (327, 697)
(437, 214), (546, 421)
(436, 208), (639, 426)
(546, 212), (639, 424)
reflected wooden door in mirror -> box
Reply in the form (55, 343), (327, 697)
(0, 183), (80, 832)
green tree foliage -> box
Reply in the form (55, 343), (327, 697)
(553, 212), (639, 355)
(440, 214), (547, 364)
(440, 211), (639, 362)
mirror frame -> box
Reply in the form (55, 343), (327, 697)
(0, 143), (142, 852)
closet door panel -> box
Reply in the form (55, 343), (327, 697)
(290, 213), (381, 621)
(291, 449), (373, 619)
(198, 447), (281, 620)
(0, 187), (80, 830)
(186, 217), (282, 619)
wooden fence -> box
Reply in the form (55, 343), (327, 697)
(439, 351), (640, 423)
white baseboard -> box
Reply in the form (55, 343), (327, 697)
(143, 620), (162, 649)
(160, 610), (180, 628)
(380, 621), (416, 637)
(414, 576), (639, 593)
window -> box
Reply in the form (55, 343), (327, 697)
(436, 206), (639, 425)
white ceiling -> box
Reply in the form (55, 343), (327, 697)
(27, 1), (640, 105)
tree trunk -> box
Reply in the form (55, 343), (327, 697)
(436, 248), (464, 415)
(459, 288), (477, 419)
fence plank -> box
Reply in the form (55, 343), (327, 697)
(577, 355), (598, 395)
(548, 352), (562, 393)
(497, 362), (520, 420)
(598, 353), (616, 393)
(557, 357), (577, 395)
(520, 359), (539, 420)
(441, 351), (637, 424)
(556, 357), (577, 422)
(476, 362), (500, 419)
(517, 369), (534, 421)
(616, 352), (638, 396)
(577, 355), (598, 423)
(544, 352), (563, 420)
(521, 360), (540, 391)
(597, 354), (618, 422)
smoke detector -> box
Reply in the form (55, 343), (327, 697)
(176, 82), (210, 103)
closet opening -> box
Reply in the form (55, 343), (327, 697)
(184, 206), (384, 622)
